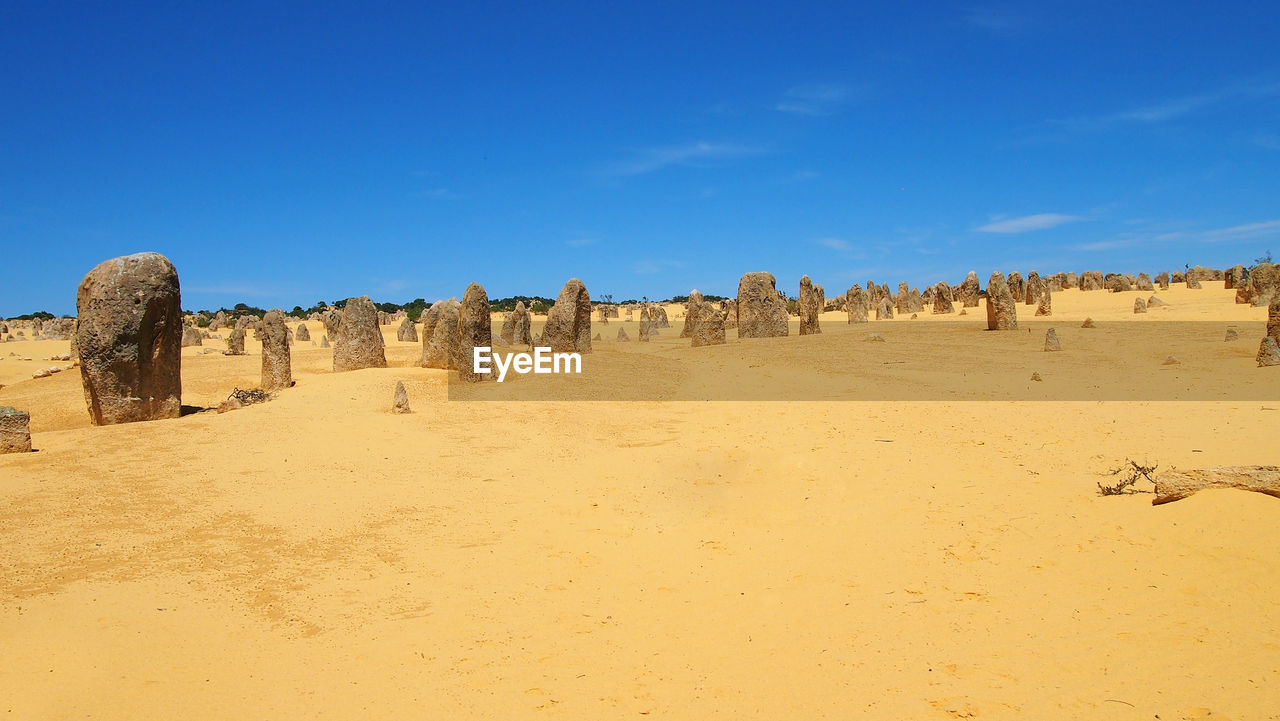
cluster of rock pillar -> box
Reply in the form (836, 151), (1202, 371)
(52, 253), (1280, 431)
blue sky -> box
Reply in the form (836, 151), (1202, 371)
(2, 1), (1278, 315)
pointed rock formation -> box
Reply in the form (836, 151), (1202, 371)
(226, 326), (246, 355)
(906, 287), (924, 313)
(539, 278), (592, 353)
(397, 317), (418, 342)
(181, 325), (203, 347)
(511, 301), (532, 346)
(985, 271), (1018, 330)
(1225, 265), (1246, 290)
(680, 298), (696, 339)
(458, 283), (492, 382)
(421, 299), (461, 369)
(332, 296), (387, 372)
(932, 282), (955, 314)
(799, 276), (822, 335)
(685, 290), (726, 347)
(499, 311), (516, 344)
(846, 285), (869, 323)
(1258, 337), (1280, 367)
(1043, 328), (1061, 351)
(260, 309), (292, 391)
(651, 305), (671, 328)
(1025, 271), (1044, 306)
(392, 381), (411, 413)
(1186, 265), (1221, 283)
(956, 271), (981, 307)
(737, 272), (789, 338)
(0, 406), (32, 454)
(1006, 272), (1024, 304)
(75, 252), (182, 425)
(323, 310), (341, 341)
(639, 305), (652, 342)
(721, 299), (738, 329)
(1035, 285), (1052, 316)
(1237, 264), (1278, 306)
(1106, 274), (1132, 292)
(895, 281), (912, 315)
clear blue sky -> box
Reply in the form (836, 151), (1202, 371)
(3, 1), (1278, 315)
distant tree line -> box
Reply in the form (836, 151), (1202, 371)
(7, 311), (67, 320)
(171, 290), (760, 326)
(667, 294), (729, 304)
(489, 295), (556, 314)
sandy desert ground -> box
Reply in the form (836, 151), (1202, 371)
(2, 282), (1278, 720)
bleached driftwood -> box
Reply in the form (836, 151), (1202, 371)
(1152, 466), (1280, 505)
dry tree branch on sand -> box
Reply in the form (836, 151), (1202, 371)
(227, 387), (274, 406)
(1098, 459), (1159, 496)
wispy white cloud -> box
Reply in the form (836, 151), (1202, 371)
(1074, 240), (1128, 251)
(1049, 81), (1280, 133)
(1201, 220), (1280, 242)
(891, 224), (947, 247)
(1074, 232), (1189, 252)
(419, 188), (460, 200)
(964, 7), (1026, 33)
(835, 266), (897, 282)
(633, 259), (685, 275)
(1072, 218), (1280, 251)
(775, 83), (854, 116)
(565, 237), (596, 247)
(604, 141), (763, 177)
(1116, 95), (1215, 123)
(814, 237), (851, 251)
(791, 170), (820, 182)
(1255, 134), (1280, 150)
(976, 213), (1085, 234)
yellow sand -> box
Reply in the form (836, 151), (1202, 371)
(2, 283), (1278, 720)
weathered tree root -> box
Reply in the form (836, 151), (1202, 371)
(1153, 466), (1280, 505)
